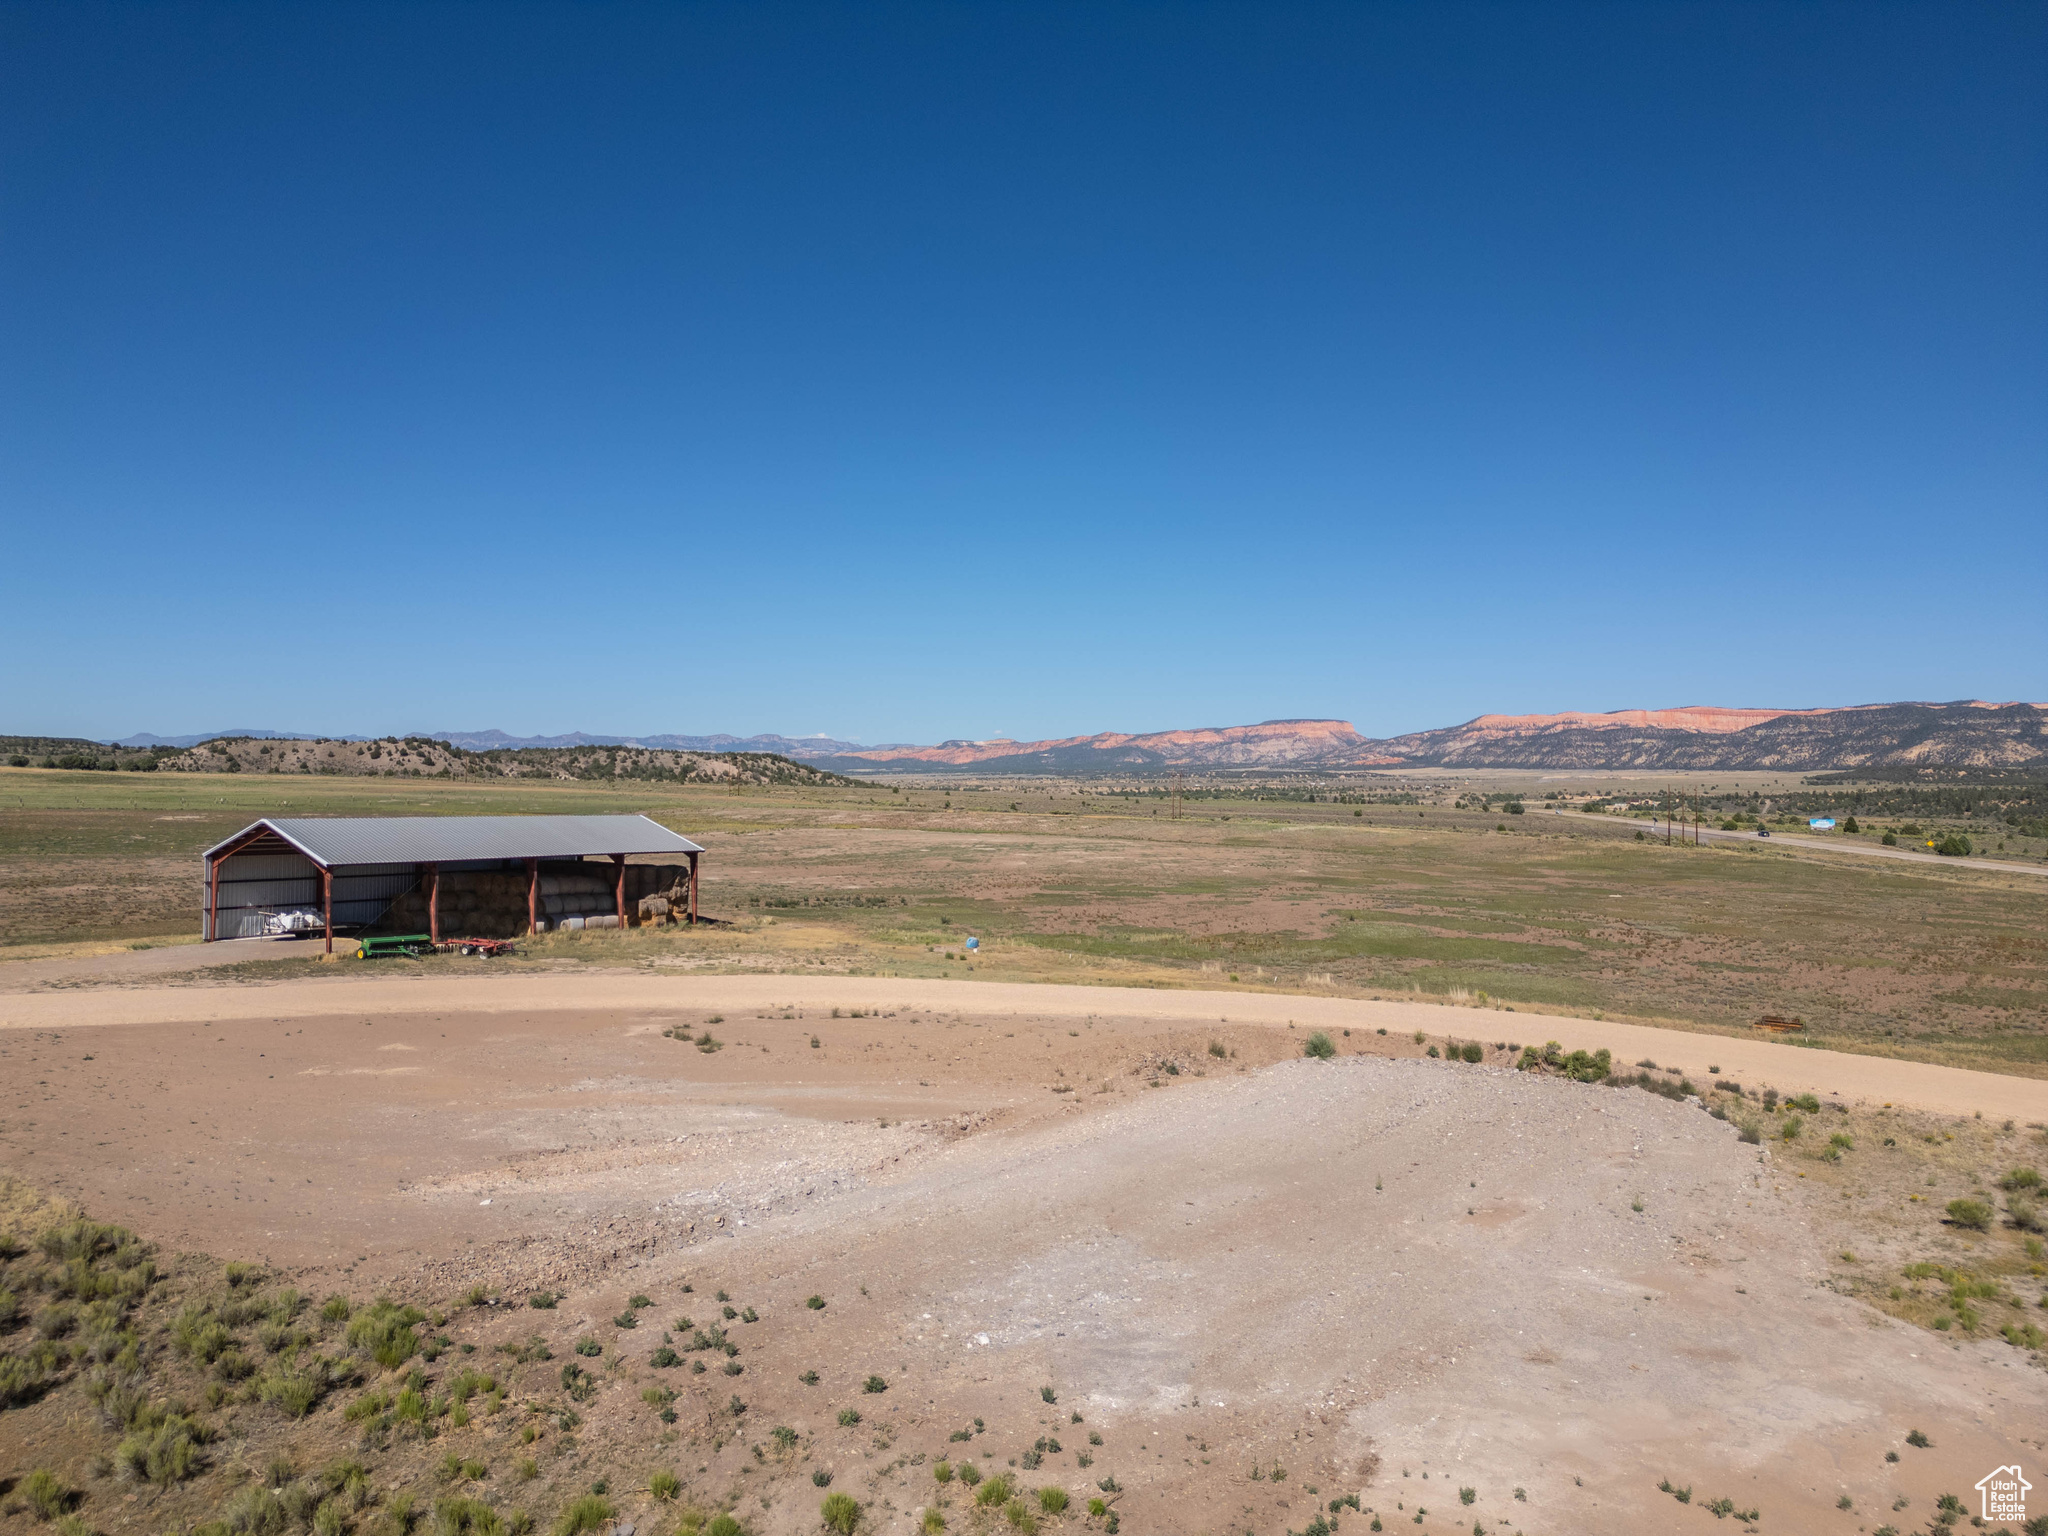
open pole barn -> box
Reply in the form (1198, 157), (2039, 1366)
(200, 814), (705, 953)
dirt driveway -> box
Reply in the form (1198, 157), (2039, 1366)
(5, 972), (2041, 1121)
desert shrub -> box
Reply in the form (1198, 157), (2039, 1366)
(923, 1511), (946, 1535)
(435, 1496), (510, 1536)
(649, 1471), (680, 1502)
(527, 1293), (556, 1309)
(1781, 1115), (1804, 1142)
(1737, 1123), (1762, 1145)
(2008, 1197), (2045, 1233)
(447, 1368), (496, 1402)
(1208, 1040), (1227, 1058)
(549, 1496), (611, 1536)
(257, 1353), (342, 1417)
(559, 1363), (597, 1402)
(838, 1408), (862, 1426)
(863, 1374), (888, 1393)
(1788, 1093), (1820, 1113)
(934, 1462), (953, 1484)
(573, 1337), (601, 1357)
(323, 1460), (370, 1503)
(1459, 1042), (1483, 1064)
(221, 1483), (287, 1534)
(320, 1295), (350, 1323)
(806, 1295), (827, 1309)
(612, 1312), (637, 1329)
(1999, 1167), (2043, 1192)
(651, 1346), (680, 1367)
(2000, 1321), (2045, 1350)
(23, 1468), (69, 1521)
(821, 1492), (862, 1533)
(278, 1483), (320, 1527)
(346, 1300), (425, 1370)
(812, 1471), (833, 1487)
(1946, 1199), (1994, 1231)
(1561, 1048), (1611, 1082)
(38, 1300), (81, 1339)
(1038, 1487), (1069, 1513)
(1906, 1429), (1930, 1447)
(116, 1411), (210, 1484)
(957, 1462), (982, 1487)
(1303, 1032), (1336, 1060)
(1935, 833), (1972, 857)
(976, 1474), (1014, 1506)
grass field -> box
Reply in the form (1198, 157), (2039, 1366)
(3, 763), (2044, 1076)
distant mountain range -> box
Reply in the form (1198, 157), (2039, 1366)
(428, 728), (882, 757)
(90, 700), (2048, 774)
(791, 702), (2047, 774)
(1374, 701), (2048, 773)
(799, 718), (1401, 774)
(114, 728), (357, 748)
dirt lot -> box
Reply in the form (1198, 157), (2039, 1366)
(3, 975), (2045, 1536)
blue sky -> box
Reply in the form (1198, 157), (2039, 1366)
(3, 2), (2042, 745)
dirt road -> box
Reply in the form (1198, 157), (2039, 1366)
(1608, 811), (2048, 876)
(5, 971), (2040, 1120)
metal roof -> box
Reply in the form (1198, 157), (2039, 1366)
(204, 814), (704, 867)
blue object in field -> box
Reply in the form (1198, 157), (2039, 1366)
(964, 935), (979, 951)
(1809, 817), (1836, 830)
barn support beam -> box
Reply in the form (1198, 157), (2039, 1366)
(687, 850), (699, 924)
(427, 863), (440, 945)
(322, 868), (333, 955)
(612, 854), (626, 929)
(206, 855), (219, 943)
(526, 858), (538, 936)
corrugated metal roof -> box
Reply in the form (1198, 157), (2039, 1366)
(204, 814), (703, 867)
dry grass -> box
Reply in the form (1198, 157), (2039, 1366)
(4, 764), (2043, 1076)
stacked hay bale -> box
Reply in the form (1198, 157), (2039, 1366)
(381, 861), (693, 937)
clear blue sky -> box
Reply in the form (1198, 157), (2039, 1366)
(3, 2), (2042, 745)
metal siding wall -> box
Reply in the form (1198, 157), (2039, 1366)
(213, 851), (321, 938)
(331, 864), (420, 928)
(210, 855), (423, 937)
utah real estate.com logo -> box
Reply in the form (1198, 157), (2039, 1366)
(1977, 1463), (2029, 1524)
